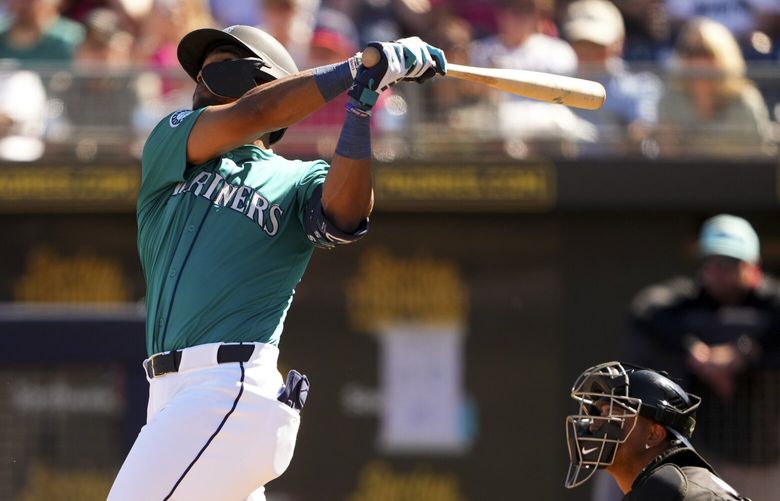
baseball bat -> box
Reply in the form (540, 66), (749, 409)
(361, 46), (606, 111)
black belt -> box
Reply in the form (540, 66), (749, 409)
(145, 344), (255, 379)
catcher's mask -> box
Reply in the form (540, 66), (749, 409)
(177, 25), (298, 144)
(564, 361), (701, 489)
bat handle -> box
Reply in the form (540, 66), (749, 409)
(361, 46), (381, 68)
(361, 44), (442, 72)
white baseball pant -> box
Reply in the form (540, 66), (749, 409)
(108, 342), (300, 501)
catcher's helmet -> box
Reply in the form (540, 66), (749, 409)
(564, 361), (701, 489)
(177, 25), (299, 144)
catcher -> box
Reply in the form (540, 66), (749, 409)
(565, 361), (750, 500)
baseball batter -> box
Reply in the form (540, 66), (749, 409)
(107, 25), (445, 500)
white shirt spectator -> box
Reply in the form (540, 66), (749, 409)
(0, 69), (47, 161)
(468, 33), (591, 145)
(470, 33), (577, 80)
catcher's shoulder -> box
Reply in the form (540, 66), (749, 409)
(627, 463), (686, 501)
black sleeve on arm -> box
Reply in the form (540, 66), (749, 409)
(302, 185), (368, 249)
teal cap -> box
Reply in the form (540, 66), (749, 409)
(699, 214), (760, 264)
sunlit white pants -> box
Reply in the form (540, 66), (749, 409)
(108, 342), (300, 501)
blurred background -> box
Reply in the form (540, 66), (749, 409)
(0, 0), (778, 499)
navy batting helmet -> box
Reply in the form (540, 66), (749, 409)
(177, 25), (299, 144)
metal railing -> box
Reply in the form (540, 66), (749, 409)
(0, 60), (777, 163)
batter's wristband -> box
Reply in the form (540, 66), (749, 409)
(312, 58), (358, 102)
(336, 106), (371, 159)
(345, 101), (371, 118)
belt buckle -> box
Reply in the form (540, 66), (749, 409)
(146, 351), (167, 378)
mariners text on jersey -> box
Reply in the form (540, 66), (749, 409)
(171, 171), (284, 237)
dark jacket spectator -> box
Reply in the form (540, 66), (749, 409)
(629, 214), (780, 500)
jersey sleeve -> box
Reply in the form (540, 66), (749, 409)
(297, 159), (329, 199)
(295, 159), (330, 222)
(137, 109), (205, 211)
(295, 160), (330, 229)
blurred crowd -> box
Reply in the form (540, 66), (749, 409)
(0, 0), (778, 161)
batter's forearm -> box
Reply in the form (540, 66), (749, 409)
(239, 58), (357, 133)
(238, 72), (326, 130)
(322, 108), (374, 232)
(322, 156), (374, 232)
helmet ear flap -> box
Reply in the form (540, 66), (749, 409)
(200, 58), (272, 98)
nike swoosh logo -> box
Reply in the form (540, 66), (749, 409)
(582, 447), (598, 455)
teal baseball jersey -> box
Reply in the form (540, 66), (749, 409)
(138, 109), (328, 356)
